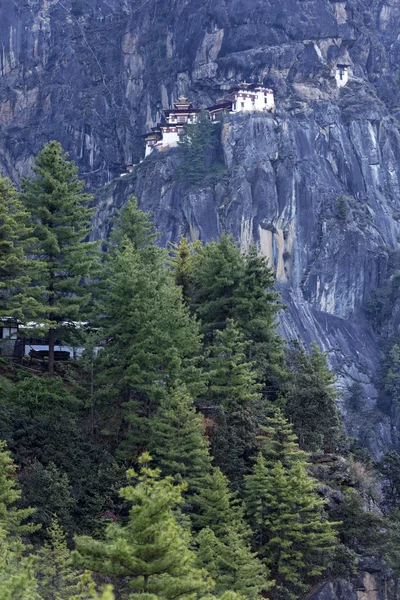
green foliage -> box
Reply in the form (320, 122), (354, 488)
(168, 237), (200, 302)
(0, 528), (41, 600)
(148, 384), (212, 492)
(74, 454), (212, 600)
(187, 235), (283, 393)
(329, 489), (385, 553)
(379, 344), (400, 409)
(204, 320), (261, 487)
(379, 450), (400, 509)
(21, 462), (76, 533)
(0, 177), (42, 322)
(20, 141), (98, 374)
(335, 195), (349, 221)
(36, 517), (81, 599)
(178, 112), (216, 186)
(196, 527), (270, 599)
(0, 375), (122, 536)
(96, 201), (202, 458)
(258, 407), (309, 468)
(244, 454), (338, 599)
(0, 440), (37, 537)
(0, 442), (41, 599)
(193, 467), (270, 598)
(282, 341), (341, 452)
(346, 382), (365, 413)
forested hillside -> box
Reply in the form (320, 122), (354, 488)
(0, 142), (399, 600)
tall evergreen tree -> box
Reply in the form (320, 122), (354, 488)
(178, 111), (215, 186)
(193, 467), (270, 599)
(168, 237), (199, 302)
(190, 234), (244, 338)
(192, 468), (246, 537)
(244, 454), (337, 599)
(203, 320), (261, 487)
(149, 385), (212, 492)
(20, 141), (97, 375)
(258, 407), (309, 468)
(0, 527), (41, 600)
(0, 440), (37, 537)
(0, 441), (41, 599)
(188, 235), (283, 396)
(74, 453), (212, 600)
(234, 247), (284, 392)
(283, 341), (341, 451)
(0, 177), (42, 323)
(97, 201), (202, 459)
(36, 517), (80, 600)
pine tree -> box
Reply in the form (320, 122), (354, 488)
(97, 201), (202, 459)
(36, 517), (80, 600)
(244, 454), (338, 599)
(190, 234), (244, 338)
(0, 527), (41, 600)
(74, 454), (212, 600)
(149, 385), (212, 492)
(283, 341), (341, 452)
(196, 527), (269, 600)
(168, 237), (200, 302)
(0, 177), (42, 323)
(193, 467), (270, 599)
(0, 440), (37, 537)
(233, 247), (284, 394)
(203, 320), (261, 487)
(258, 407), (309, 468)
(178, 111), (215, 186)
(0, 441), (41, 599)
(20, 141), (97, 375)
(192, 468), (246, 537)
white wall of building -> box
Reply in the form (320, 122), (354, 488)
(335, 66), (349, 87)
(232, 88), (275, 113)
(160, 128), (181, 146)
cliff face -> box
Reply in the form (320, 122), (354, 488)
(2, 0), (400, 454)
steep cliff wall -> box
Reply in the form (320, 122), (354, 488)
(2, 0), (400, 454)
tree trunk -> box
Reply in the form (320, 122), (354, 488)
(48, 328), (55, 376)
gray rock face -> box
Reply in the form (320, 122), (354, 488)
(2, 0), (400, 454)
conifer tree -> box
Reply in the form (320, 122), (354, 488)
(0, 440), (37, 537)
(36, 517), (80, 600)
(283, 341), (341, 451)
(193, 467), (270, 599)
(190, 234), (244, 338)
(204, 320), (261, 486)
(0, 177), (42, 323)
(188, 236), (283, 396)
(149, 385), (212, 492)
(74, 454), (212, 600)
(196, 527), (269, 600)
(258, 407), (309, 468)
(234, 247), (284, 392)
(0, 527), (41, 600)
(20, 141), (97, 375)
(192, 468), (246, 537)
(168, 237), (199, 302)
(97, 200), (202, 458)
(0, 441), (41, 599)
(178, 111), (215, 186)
(244, 454), (337, 599)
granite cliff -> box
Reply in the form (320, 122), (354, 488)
(2, 0), (400, 597)
(2, 0), (400, 455)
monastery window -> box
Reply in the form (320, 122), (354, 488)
(241, 102), (245, 108)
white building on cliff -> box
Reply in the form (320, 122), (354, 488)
(143, 84), (275, 157)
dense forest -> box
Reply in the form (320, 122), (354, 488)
(0, 141), (400, 599)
